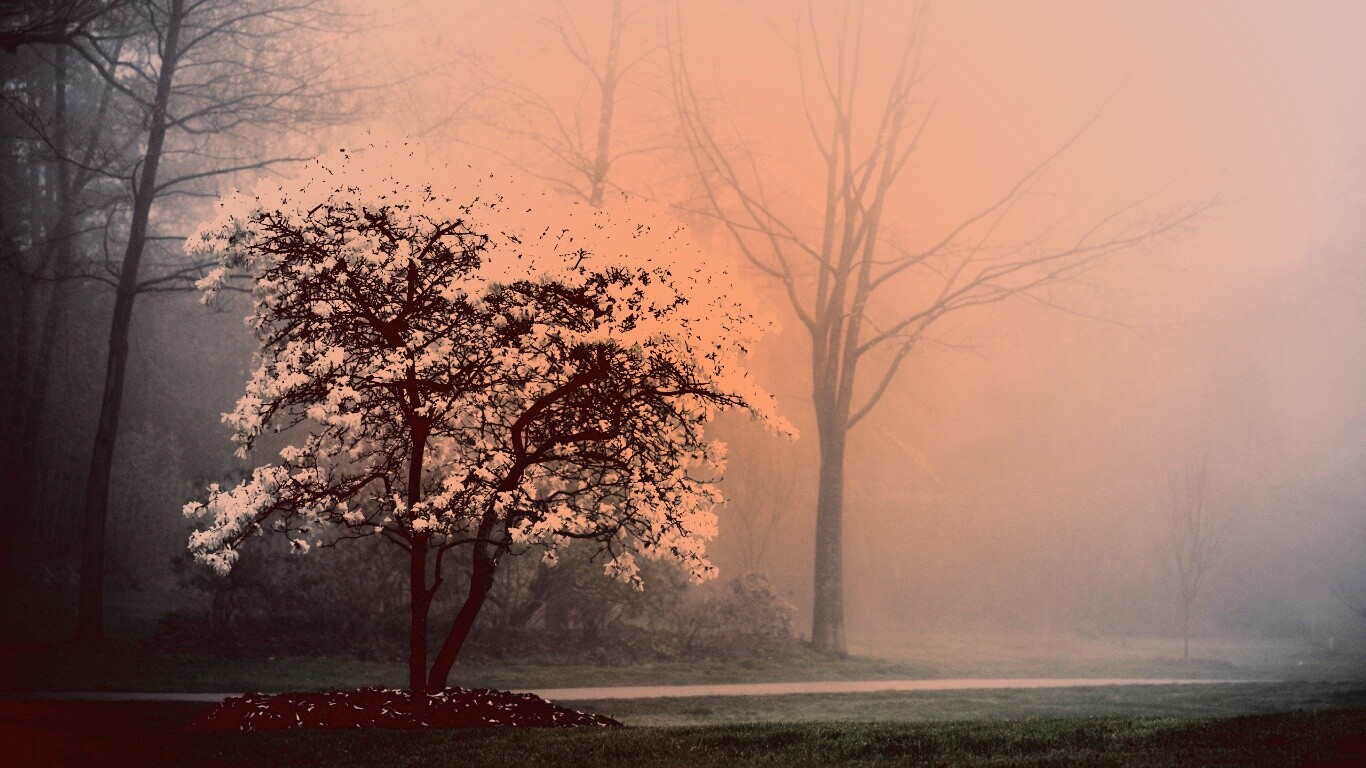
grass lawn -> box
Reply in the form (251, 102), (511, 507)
(569, 681), (1366, 726)
(0, 643), (944, 693)
(7, 587), (1364, 765)
(1, 700), (1362, 767)
(5, 640), (1360, 698)
(5, 630), (1359, 695)
(6, 585), (1362, 693)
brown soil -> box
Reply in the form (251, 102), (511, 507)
(187, 687), (621, 731)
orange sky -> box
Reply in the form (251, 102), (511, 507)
(352, 0), (1366, 635)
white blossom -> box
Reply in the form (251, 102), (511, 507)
(183, 136), (791, 594)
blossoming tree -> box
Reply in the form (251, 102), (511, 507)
(184, 141), (790, 692)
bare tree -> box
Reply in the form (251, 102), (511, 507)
(0, 26), (134, 585)
(1166, 457), (1230, 659)
(672, 3), (1206, 655)
(0, 1), (130, 52)
(467, 0), (667, 206)
(47, 0), (352, 644)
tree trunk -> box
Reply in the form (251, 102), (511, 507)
(75, 0), (183, 646)
(0, 271), (38, 587)
(427, 545), (498, 691)
(810, 406), (848, 656)
(586, 0), (622, 207)
(0, 143), (47, 585)
(408, 535), (431, 692)
(18, 263), (68, 496)
(1181, 599), (1190, 660)
(405, 409), (432, 692)
(17, 46), (75, 576)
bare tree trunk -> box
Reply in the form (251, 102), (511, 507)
(1167, 458), (1226, 664)
(17, 46), (75, 566)
(408, 536), (431, 692)
(2, 66), (50, 429)
(0, 95), (49, 583)
(4, 280), (38, 434)
(406, 413), (432, 692)
(672, 5), (1201, 664)
(811, 407), (848, 656)
(19, 270), (68, 488)
(0, 265), (28, 432)
(0, 272), (39, 587)
(586, 0), (623, 207)
(427, 545), (498, 691)
(1182, 599), (1190, 660)
(75, 0), (184, 646)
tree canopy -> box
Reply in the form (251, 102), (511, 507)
(182, 140), (790, 688)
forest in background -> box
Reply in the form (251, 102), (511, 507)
(2, 0), (1364, 666)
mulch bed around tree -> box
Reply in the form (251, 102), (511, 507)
(188, 687), (621, 730)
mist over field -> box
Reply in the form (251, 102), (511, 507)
(2, 0), (1364, 674)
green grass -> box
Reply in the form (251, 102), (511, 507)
(6, 629), (1359, 695)
(0, 644), (940, 693)
(2, 700), (1361, 767)
(7, 585), (1362, 694)
(852, 629), (1366, 683)
(7, 585), (1364, 765)
(8, 638), (1357, 696)
(570, 681), (1366, 726)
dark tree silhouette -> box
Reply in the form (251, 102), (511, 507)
(0, 1), (129, 52)
(0, 20), (135, 587)
(184, 144), (787, 691)
(36, 0), (351, 644)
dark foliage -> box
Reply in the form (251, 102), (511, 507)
(149, 539), (802, 663)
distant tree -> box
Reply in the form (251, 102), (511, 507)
(468, 0), (666, 206)
(50, 0), (350, 644)
(672, 3), (1206, 655)
(184, 141), (789, 692)
(1166, 457), (1230, 659)
(1, 25), (135, 587)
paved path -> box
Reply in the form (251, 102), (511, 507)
(6, 678), (1263, 703)
(522, 678), (1260, 700)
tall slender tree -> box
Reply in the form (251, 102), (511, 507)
(58, 0), (348, 643)
(0, 17), (132, 586)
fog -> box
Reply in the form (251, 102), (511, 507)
(4, 0), (1365, 662)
